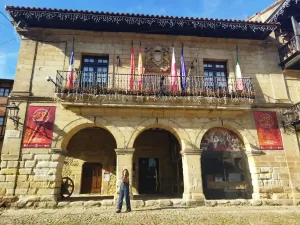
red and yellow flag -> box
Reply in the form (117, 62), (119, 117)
(137, 42), (143, 90)
(129, 41), (135, 90)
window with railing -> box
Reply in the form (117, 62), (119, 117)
(204, 61), (227, 90)
(81, 56), (109, 88)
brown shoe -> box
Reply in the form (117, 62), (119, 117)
(116, 210), (121, 213)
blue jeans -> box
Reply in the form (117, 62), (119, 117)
(117, 183), (131, 210)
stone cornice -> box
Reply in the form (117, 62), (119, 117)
(9, 94), (56, 102)
(181, 148), (203, 155)
(115, 148), (135, 155)
(245, 149), (264, 156)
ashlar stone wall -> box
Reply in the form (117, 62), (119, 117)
(11, 29), (288, 105)
(1, 102), (298, 202)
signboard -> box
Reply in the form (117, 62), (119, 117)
(23, 106), (56, 148)
(104, 172), (110, 181)
(253, 111), (283, 150)
(6, 130), (21, 138)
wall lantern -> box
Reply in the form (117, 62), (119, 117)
(6, 102), (20, 130)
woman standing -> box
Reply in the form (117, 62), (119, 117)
(116, 169), (131, 213)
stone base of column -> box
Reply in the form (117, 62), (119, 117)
(183, 192), (205, 201)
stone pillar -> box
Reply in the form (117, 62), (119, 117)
(0, 101), (27, 197)
(49, 148), (67, 201)
(181, 148), (205, 201)
(246, 150), (264, 200)
(114, 148), (135, 200)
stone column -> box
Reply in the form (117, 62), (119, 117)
(246, 150), (264, 200)
(49, 148), (67, 201)
(181, 148), (205, 201)
(114, 148), (135, 200)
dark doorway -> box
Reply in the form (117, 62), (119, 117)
(200, 127), (253, 200)
(201, 151), (252, 199)
(133, 128), (183, 197)
(81, 163), (102, 194)
(139, 158), (159, 194)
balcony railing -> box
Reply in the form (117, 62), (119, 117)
(279, 35), (300, 64)
(55, 71), (255, 100)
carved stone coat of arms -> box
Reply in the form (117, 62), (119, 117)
(144, 46), (170, 73)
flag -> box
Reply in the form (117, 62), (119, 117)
(171, 45), (178, 92)
(129, 41), (135, 90)
(235, 46), (244, 91)
(137, 42), (143, 90)
(68, 38), (75, 89)
(180, 44), (186, 91)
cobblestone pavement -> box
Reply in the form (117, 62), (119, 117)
(1, 206), (300, 225)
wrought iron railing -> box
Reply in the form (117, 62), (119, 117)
(279, 35), (300, 63)
(55, 71), (255, 99)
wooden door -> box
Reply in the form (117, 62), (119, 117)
(91, 165), (102, 193)
(81, 163), (102, 194)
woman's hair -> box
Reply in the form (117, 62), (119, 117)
(123, 169), (129, 177)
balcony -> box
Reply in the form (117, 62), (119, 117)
(54, 71), (255, 107)
(279, 35), (300, 70)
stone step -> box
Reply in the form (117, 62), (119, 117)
(3, 197), (300, 209)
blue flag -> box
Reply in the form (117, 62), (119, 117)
(180, 44), (187, 91)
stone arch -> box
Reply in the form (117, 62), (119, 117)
(127, 118), (194, 150)
(195, 120), (257, 152)
(54, 117), (125, 150)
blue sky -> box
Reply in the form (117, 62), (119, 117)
(0, 0), (275, 79)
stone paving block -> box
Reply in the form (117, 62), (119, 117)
(172, 199), (186, 207)
(159, 199), (172, 207)
(101, 200), (114, 206)
(250, 200), (262, 206)
(145, 200), (159, 207)
(83, 200), (101, 207)
(69, 201), (84, 207)
(57, 201), (69, 207)
(131, 200), (144, 208)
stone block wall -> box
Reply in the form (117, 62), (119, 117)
(10, 29), (289, 105)
(0, 148), (64, 201)
(0, 100), (299, 203)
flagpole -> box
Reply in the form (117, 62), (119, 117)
(129, 40), (135, 91)
(180, 43), (186, 92)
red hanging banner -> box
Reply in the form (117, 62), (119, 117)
(253, 111), (283, 150)
(23, 106), (56, 148)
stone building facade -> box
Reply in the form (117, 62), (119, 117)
(1, 2), (300, 207)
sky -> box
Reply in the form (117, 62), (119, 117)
(0, 0), (275, 79)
